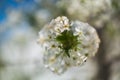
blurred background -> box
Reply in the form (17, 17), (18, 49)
(0, 0), (120, 80)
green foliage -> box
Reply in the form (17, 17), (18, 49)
(56, 29), (79, 57)
(112, 0), (120, 13)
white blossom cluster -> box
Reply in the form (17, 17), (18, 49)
(37, 16), (100, 74)
(57, 0), (111, 24)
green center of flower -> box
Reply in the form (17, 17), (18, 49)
(56, 29), (79, 57)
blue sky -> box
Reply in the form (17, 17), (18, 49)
(0, 0), (35, 23)
(0, 0), (37, 45)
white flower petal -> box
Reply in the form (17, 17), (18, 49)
(37, 16), (100, 74)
